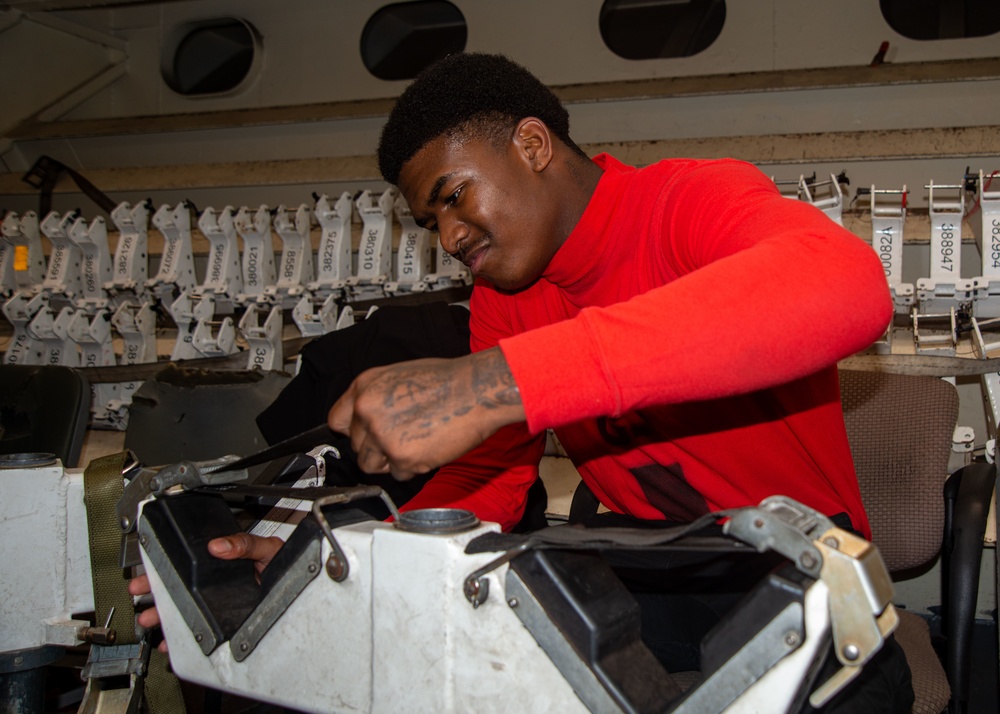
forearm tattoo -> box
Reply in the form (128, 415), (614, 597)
(375, 350), (521, 447)
(471, 350), (521, 409)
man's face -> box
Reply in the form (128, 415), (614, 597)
(397, 132), (561, 291)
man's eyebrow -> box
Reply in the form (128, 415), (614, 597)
(425, 174), (453, 207)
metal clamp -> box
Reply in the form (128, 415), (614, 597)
(311, 485), (402, 582)
(463, 543), (531, 608)
(725, 496), (898, 708)
(808, 528), (898, 708)
(723, 496), (834, 578)
(117, 452), (248, 533)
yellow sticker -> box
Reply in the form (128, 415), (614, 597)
(14, 245), (28, 271)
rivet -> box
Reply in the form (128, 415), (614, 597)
(824, 536), (840, 549)
(239, 642), (249, 652)
(800, 552), (818, 569)
(507, 598), (518, 608)
(194, 633), (203, 643)
(842, 643), (860, 661)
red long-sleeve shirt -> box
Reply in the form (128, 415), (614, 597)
(402, 155), (892, 537)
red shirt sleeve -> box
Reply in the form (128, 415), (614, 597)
(500, 160), (893, 432)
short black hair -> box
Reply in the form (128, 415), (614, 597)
(377, 52), (583, 185)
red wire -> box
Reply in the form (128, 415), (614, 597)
(967, 170), (1000, 217)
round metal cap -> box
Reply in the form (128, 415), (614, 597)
(0, 453), (59, 469)
(395, 508), (480, 534)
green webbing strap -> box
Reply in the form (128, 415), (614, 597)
(145, 649), (186, 712)
(83, 451), (187, 713)
(84, 452), (137, 645)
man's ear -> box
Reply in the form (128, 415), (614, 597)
(514, 118), (553, 173)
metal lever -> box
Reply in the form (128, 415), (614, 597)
(312, 485), (402, 581)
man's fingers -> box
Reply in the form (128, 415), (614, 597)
(208, 533), (283, 566)
(128, 574), (151, 596)
(327, 390), (355, 436)
(136, 605), (161, 629)
(357, 440), (392, 474)
(390, 466), (418, 482)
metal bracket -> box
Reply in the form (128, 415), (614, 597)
(384, 196), (431, 294)
(310, 191), (353, 298)
(234, 205), (276, 305)
(67, 213), (112, 312)
(264, 203), (313, 309)
(229, 530), (322, 661)
(866, 186), (913, 316)
(917, 181), (967, 314)
(196, 205), (244, 306)
(346, 188), (395, 300)
(239, 302), (283, 370)
(147, 202), (197, 305)
(106, 201), (151, 309)
(0, 210), (46, 295)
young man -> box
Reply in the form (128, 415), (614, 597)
(328, 51), (892, 541)
(324, 52), (912, 711)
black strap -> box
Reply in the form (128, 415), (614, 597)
(465, 510), (744, 555)
(22, 155), (118, 217)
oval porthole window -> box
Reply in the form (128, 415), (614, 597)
(162, 18), (260, 96)
(361, 1), (467, 81)
(600, 0), (725, 60)
(880, 0), (1000, 40)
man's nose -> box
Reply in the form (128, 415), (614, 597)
(438, 218), (469, 255)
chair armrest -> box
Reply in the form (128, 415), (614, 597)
(942, 461), (996, 713)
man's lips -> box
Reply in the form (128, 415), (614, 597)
(458, 242), (488, 272)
